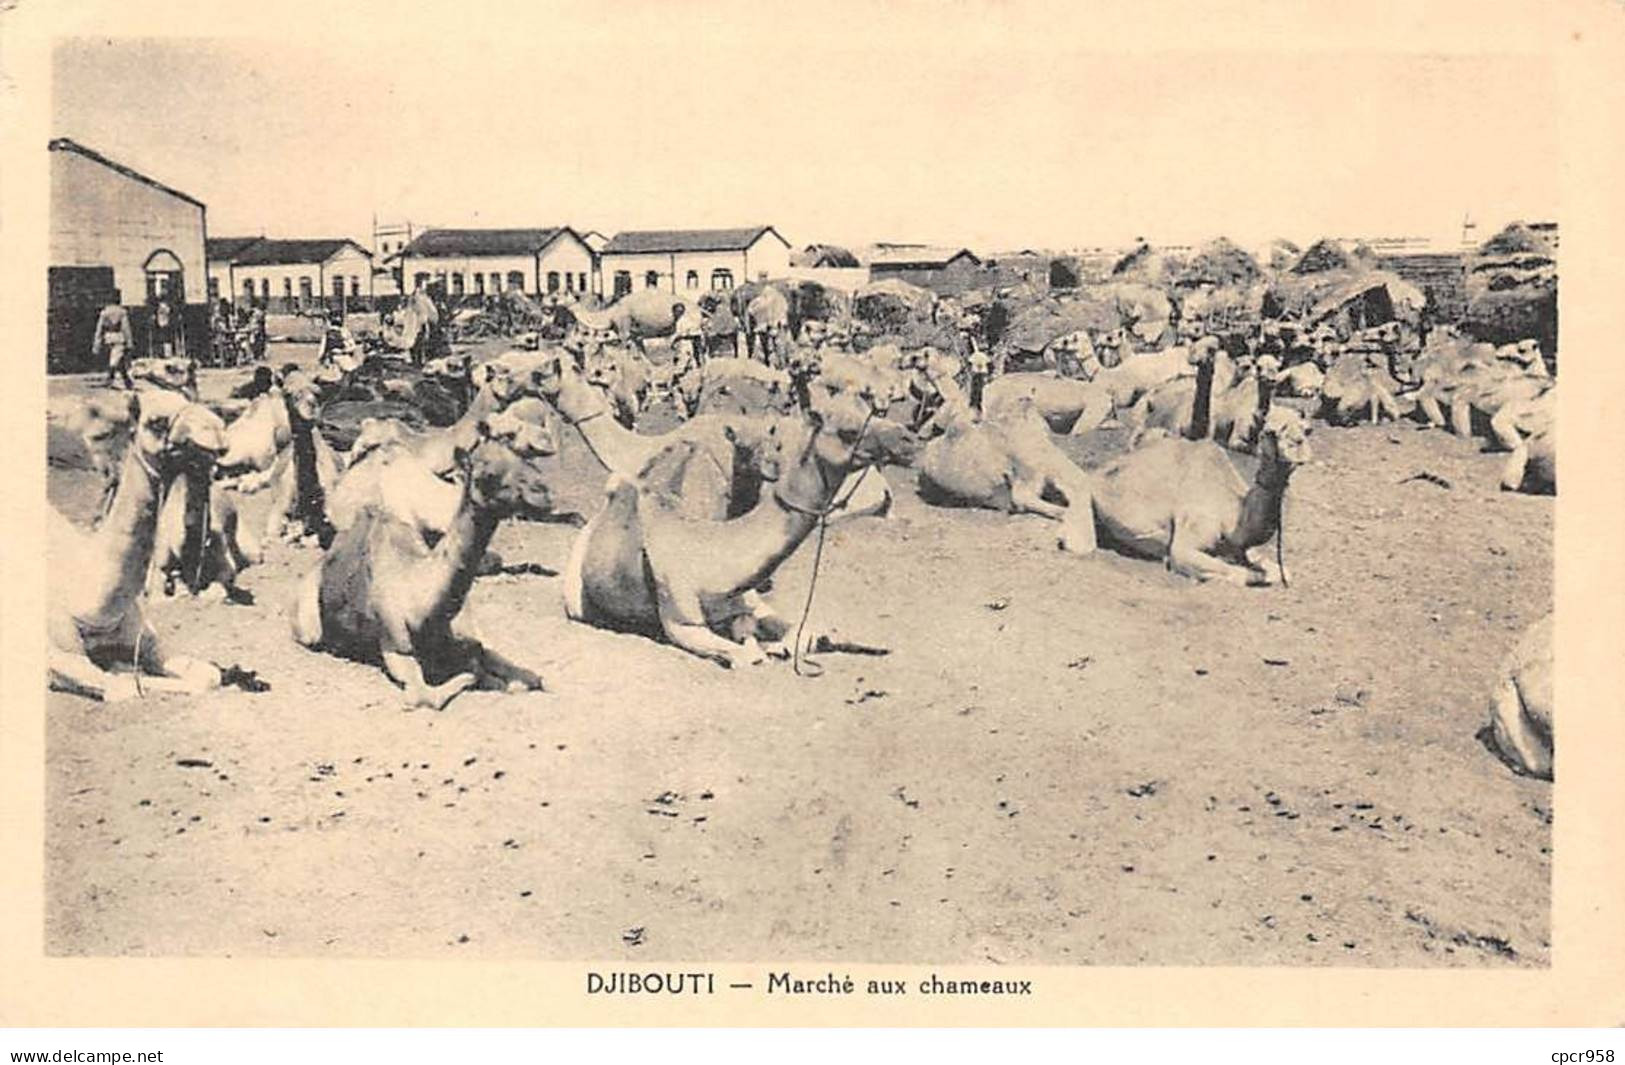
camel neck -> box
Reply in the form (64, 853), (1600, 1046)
(422, 478), (503, 621)
(89, 446), (166, 623)
(557, 372), (655, 475)
(1186, 354), (1216, 440)
(709, 433), (845, 596)
(1233, 457), (1293, 551)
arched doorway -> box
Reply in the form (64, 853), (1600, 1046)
(143, 249), (187, 359)
(143, 248), (186, 304)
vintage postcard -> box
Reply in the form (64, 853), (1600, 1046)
(2, 0), (1622, 1030)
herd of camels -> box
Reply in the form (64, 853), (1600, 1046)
(47, 273), (1555, 783)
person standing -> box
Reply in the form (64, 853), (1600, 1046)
(248, 301), (268, 362)
(151, 297), (177, 360)
(93, 295), (134, 389)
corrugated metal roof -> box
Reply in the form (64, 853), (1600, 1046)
(601, 226), (786, 255)
(401, 227), (579, 258)
(49, 137), (206, 209)
(206, 236), (267, 262)
(867, 245), (980, 269)
(230, 238), (371, 266)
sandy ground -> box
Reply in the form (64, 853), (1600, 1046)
(44, 342), (1552, 965)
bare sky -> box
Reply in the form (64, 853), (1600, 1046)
(50, 9), (1561, 254)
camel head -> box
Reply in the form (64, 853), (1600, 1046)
(424, 352), (473, 383)
(581, 349), (623, 394)
(278, 370), (327, 422)
(474, 348), (564, 406)
(350, 417), (412, 463)
(133, 390), (229, 477)
(464, 401), (558, 518)
(1256, 406), (1314, 469)
(806, 386), (921, 470)
(1097, 328), (1129, 368)
(723, 416), (789, 484)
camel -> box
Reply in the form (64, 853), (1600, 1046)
(915, 386), (1099, 555)
(1318, 349), (1411, 425)
(129, 357), (198, 397)
(148, 446), (261, 603)
(561, 389), (921, 666)
(1494, 382), (1556, 493)
(1127, 351), (1277, 452)
(798, 317), (855, 354)
(380, 290), (444, 364)
(744, 284), (791, 364)
(1400, 337), (1545, 433)
(256, 381), (344, 545)
(62, 391), (139, 522)
(582, 343), (655, 428)
(216, 376), (305, 484)
(291, 408), (558, 709)
(49, 392), (232, 701)
(1485, 614), (1553, 779)
(568, 289), (702, 358)
(1087, 359), (1310, 585)
(1274, 360), (1325, 398)
(1089, 334), (1213, 412)
(680, 357), (795, 419)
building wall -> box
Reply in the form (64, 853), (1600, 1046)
(226, 247), (375, 307)
(870, 257), (984, 296)
(399, 239), (594, 297)
(1379, 253), (1468, 320)
(49, 148), (206, 307)
(779, 266), (868, 292)
(599, 236), (792, 298)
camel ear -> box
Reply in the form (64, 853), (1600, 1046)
(471, 363), (492, 389)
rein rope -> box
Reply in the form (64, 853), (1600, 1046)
(789, 407), (879, 678)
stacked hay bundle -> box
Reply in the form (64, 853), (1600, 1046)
(1461, 221), (1557, 362)
(1264, 238), (1422, 333)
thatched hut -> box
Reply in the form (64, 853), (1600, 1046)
(1460, 221), (1557, 359)
(1263, 238), (1422, 333)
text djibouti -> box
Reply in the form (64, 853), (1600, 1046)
(585, 971), (1033, 995)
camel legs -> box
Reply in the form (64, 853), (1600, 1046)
(1052, 477), (1097, 556)
(381, 649), (476, 710)
(1243, 545), (1291, 586)
(1448, 397), (1474, 437)
(1067, 394), (1115, 436)
(1501, 442), (1531, 492)
(291, 564), (325, 647)
(48, 646), (143, 703)
(1167, 523), (1257, 586)
(1489, 406), (1525, 452)
(1489, 674), (1552, 779)
(444, 619), (545, 693)
(131, 621), (222, 693)
(830, 469), (893, 521)
(654, 583), (761, 668)
(1008, 479), (1068, 521)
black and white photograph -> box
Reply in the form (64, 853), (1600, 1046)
(5, 0), (1623, 1039)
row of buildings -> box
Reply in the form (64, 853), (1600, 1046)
(46, 136), (804, 368)
(200, 225), (803, 312)
(47, 134), (1532, 372)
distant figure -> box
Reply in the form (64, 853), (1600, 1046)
(93, 297), (134, 389)
(152, 297), (180, 361)
(248, 302), (268, 362)
(230, 364), (276, 401)
(211, 298), (234, 366)
(317, 308), (358, 369)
